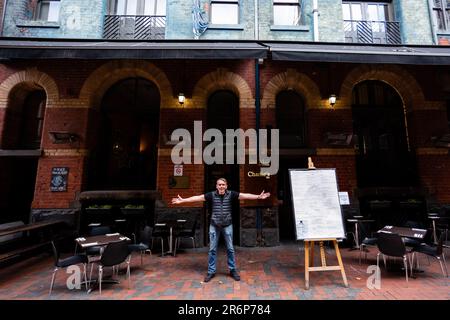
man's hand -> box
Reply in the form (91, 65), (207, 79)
(171, 195), (184, 204)
(258, 190), (271, 199)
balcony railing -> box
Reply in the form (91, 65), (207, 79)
(103, 15), (166, 40)
(344, 20), (401, 44)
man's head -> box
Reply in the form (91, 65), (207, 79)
(216, 178), (228, 195)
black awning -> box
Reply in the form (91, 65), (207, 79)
(0, 39), (268, 60)
(267, 42), (450, 65)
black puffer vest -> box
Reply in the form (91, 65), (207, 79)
(210, 190), (233, 227)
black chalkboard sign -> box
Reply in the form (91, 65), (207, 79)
(50, 167), (69, 192)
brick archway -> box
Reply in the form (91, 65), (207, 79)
(339, 65), (425, 111)
(0, 68), (59, 108)
(261, 69), (321, 110)
(79, 60), (174, 109)
(192, 68), (254, 108)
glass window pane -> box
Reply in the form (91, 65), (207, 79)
(351, 4), (362, 20)
(38, 3), (50, 20)
(342, 4), (351, 20)
(211, 4), (238, 24)
(144, 0), (155, 15)
(47, 1), (60, 22)
(274, 0), (298, 3)
(367, 5), (379, 21)
(116, 0), (126, 15)
(126, 0), (138, 15)
(274, 6), (299, 25)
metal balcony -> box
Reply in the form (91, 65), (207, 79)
(344, 20), (401, 44)
(103, 15), (166, 40)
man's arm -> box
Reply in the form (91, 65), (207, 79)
(171, 194), (206, 204)
(238, 190), (271, 200)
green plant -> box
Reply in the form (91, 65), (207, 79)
(86, 204), (113, 209)
(122, 204), (145, 209)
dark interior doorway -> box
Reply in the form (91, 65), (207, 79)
(89, 78), (160, 190)
(205, 90), (240, 244)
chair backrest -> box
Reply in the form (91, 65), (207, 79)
(139, 226), (153, 245)
(100, 240), (130, 267)
(376, 232), (406, 257)
(50, 241), (60, 265)
(89, 226), (111, 236)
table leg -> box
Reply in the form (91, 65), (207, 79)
(432, 220), (437, 245)
(355, 222), (360, 249)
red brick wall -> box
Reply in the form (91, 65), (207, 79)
(32, 156), (86, 208)
(307, 108), (354, 147)
(416, 154), (450, 202)
(407, 110), (450, 147)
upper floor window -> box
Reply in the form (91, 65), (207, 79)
(273, 0), (301, 26)
(342, 2), (391, 23)
(35, 0), (60, 22)
(210, 0), (239, 24)
(432, 0), (450, 31)
(108, 0), (166, 16)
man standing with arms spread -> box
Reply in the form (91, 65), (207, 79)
(172, 178), (270, 282)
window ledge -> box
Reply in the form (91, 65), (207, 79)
(208, 24), (244, 30)
(270, 25), (309, 32)
(437, 31), (450, 36)
(16, 20), (60, 28)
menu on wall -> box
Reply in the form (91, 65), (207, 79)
(289, 169), (345, 240)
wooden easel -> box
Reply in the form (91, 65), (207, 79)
(302, 158), (348, 289)
(304, 239), (348, 289)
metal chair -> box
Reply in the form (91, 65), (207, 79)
(376, 232), (412, 284)
(128, 225), (152, 266)
(97, 240), (131, 295)
(49, 241), (88, 295)
(412, 233), (448, 277)
(174, 218), (197, 256)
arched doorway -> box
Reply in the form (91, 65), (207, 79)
(276, 90), (307, 241)
(0, 86), (46, 223)
(352, 80), (417, 188)
(205, 90), (240, 244)
(88, 78), (160, 190)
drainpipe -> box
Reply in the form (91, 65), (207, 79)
(1, 0), (8, 36)
(313, 0), (319, 41)
(426, 0), (438, 45)
(255, 59), (262, 245)
(254, 0), (259, 40)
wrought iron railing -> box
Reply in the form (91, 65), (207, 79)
(103, 15), (166, 40)
(344, 20), (401, 44)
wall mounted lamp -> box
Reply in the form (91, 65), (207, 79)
(178, 93), (185, 106)
(329, 94), (337, 108)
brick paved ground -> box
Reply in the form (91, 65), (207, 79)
(0, 243), (448, 300)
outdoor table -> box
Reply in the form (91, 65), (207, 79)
(377, 225), (427, 240)
(156, 219), (186, 256)
(347, 216), (375, 249)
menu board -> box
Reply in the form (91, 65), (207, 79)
(289, 169), (345, 240)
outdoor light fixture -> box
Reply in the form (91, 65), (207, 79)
(49, 131), (78, 144)
(178, 93), (185, 106)
(329, 94), (337, 108)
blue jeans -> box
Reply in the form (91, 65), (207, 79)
(207, 224), (236, 274)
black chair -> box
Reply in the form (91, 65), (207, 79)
(97, 240), (131, 295)
(412, 233), (448, 277)
(86, 226), (112, 256)
(128, 226), (152, 266)
(359, 236), (378, 264)
(49, 241), (88, 295)
(376, 232), (412, 284)
(174, 219), (197, 256)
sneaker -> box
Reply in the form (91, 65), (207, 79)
(230, 270), (240, 281)
(204, 273), (215, 282)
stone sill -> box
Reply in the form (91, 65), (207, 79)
(270, 25), (309, 32)
(208, 24), (244, 30)
(16, 20), (60, 29)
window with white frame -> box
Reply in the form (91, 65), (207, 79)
(35, 0), (60, 22)
(108, 0), (166, 16)
(273, 0), (301, 26)
(210, 0), (239, 24)
(432, 0), (450, 31)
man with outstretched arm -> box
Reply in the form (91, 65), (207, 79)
(171, 177), (270, 282)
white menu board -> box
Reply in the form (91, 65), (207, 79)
(289, 169), (345, 240)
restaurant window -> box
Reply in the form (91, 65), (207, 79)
(108, 0), (166, 15)
(432, 0), (450, 31)
(35, 0), (60, 22)
(210, 0), (239, 24)
(273, 0), (301, 26)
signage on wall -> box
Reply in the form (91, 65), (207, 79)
(174, 164), (183, 177)
(50, 167), (69, 192)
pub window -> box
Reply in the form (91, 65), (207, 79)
(273, 0), (301, 26)
(35, 0), (60, 22)
(210, 0), (239, 24)
(432, 0), (450, 31)
(108, 0), (166, 16)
